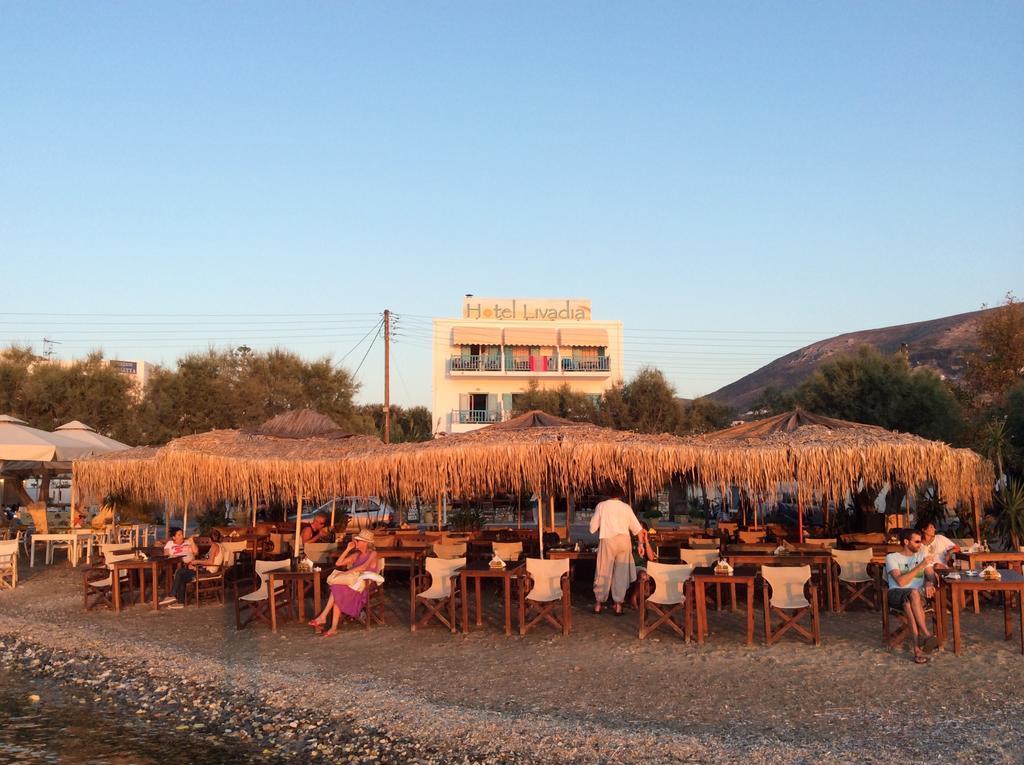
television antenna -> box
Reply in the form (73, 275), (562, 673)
(42, 337), (62, 360)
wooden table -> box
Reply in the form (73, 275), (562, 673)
(727, 552), (835, 612)
(377, 547), (426, 579)
(938, 570), (1024, 655)
(268, 570), (322, 633)
(952, 551), (1024, 612)
(111, 558), (161, 612)
(460, 559), (525, 635)
(692, 566), (758, 646)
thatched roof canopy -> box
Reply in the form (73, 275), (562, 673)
(75, 411), (386, 508)
(358, 410), (704, 503)
(74, 446), (160, 502)
(694, 409), (993, 508)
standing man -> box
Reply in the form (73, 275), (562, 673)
(885, 528), (940, 664)
(590, 486), (642, 615)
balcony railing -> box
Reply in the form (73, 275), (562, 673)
(453, 409), (504, 424)
(449, 355), (503, 372)
(561, 357), (611, 372)
(449, 354), (611, 374)
(505, 355), (556, 372)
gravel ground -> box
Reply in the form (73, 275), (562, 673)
(2, 564), (1024, 763)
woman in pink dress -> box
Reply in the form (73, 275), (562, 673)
(310, 528), (378, 637)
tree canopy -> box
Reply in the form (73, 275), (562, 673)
(793, 345), (964, 442)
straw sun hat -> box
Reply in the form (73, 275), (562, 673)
(354, 528), (375, 545)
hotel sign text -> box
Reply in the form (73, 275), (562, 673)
(462, 298), (591, 321)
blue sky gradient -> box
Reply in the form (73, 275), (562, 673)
(2, 3), (1021, 406)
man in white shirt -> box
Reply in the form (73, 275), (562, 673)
(589, 487), (642, 614)
(916, 521), (959, 567)
(885, 528), (939, 664)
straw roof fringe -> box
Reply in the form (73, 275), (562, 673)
(74, 409), (993, 514)
(74, 446), (159, 502)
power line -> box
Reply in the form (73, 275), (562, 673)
(337, 316), (385, 364)
(351, 323), (383, 380)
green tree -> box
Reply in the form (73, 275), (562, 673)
(135, 347), (369, 443)
(794, 345), (964, 442)
(511, 380), (600, 422)
(619, 367), (683, 434)
(0, 345), (36, 416)
(355, 404), (433, 442)
(964, 293), (1024, 408)
(679, 397), (734, 434)
(17, 352), (137, 440)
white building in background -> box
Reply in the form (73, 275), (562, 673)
(53, 358), (154, 396)
(431, 297), (624, 435)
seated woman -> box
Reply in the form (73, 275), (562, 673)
(162, 529), (224, 609)
(310, 528), (378, 637)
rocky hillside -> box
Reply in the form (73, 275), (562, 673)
(708, 308), (989, 412)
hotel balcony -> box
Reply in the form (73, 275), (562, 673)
(448, 352), (610, 376)
(452, 409), (506, 425)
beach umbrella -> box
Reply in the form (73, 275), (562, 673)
(54, 421), (130, 454)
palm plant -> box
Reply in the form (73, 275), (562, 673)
(995, 479), (1024, 550)
(914, 485), (948, 530)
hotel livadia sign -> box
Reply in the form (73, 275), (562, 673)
(462, 298), (591, 321)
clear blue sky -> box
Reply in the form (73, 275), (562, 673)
(2, 2), (1021, 407)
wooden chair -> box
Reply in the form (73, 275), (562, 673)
(638, 562), (693, 640)
(491, 541), (523, 562)
(433, 541), (467, 559)
(688, 537), (721, 550)
(411, 556), (465, 632)
(82, 551), (136, 610)
(761, 565), (820, 645)
(220, 540), (251, 582)
(0, 539), (19, 589)
(356, 558), (388, 628)
(188, 546), (227, 608)
(880, 582), (939, 651)
(234, 559), (291, 629)
(803, 536), (837, 549)
(736, 530), (765, 544)
(519, 558), (571, 636)
(831, 548), (879, 612)
(304, 542), (337, 567)
(268, 533), (292, 557)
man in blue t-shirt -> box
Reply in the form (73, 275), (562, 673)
(885, 528), (939, 663)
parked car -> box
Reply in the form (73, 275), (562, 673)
(288, 496), (395, 528)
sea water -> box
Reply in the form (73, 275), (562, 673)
(0, 667), (282, 765)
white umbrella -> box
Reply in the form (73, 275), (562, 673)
(0, 415), (96, 463)
(55, 421), (130, 454)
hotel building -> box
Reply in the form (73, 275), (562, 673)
(431, 297), (623, 435)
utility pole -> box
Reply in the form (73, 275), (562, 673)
(383, 309), (391, 444)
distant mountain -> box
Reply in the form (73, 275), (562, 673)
(708, 308), (989, 413)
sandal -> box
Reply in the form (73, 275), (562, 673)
(321, 629), (338, 638)
(593, 604), (603, 614)
(308, 619), (324, 630)
(613, 603), (623, 615)
(913, 653), (930, 664)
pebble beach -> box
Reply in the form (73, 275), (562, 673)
(3, 565), (1024, 764)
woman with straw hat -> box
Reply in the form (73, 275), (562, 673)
(310, 528), (379, 637)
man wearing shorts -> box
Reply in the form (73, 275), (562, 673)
(885, 528), (939, 663)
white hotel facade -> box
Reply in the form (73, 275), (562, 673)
(431, 297), (624, 435)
